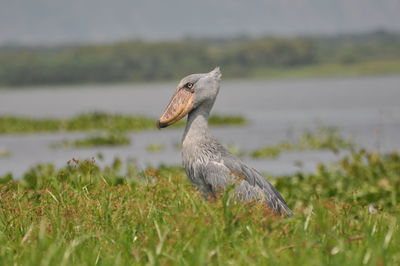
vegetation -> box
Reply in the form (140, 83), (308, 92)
(0, 149), (399, 265)
(1, 31), (399, 87)
(251, 127), (355, 158)
(52, 132), (131, 149)
(0, 112), (246, 134)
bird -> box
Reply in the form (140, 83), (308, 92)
(157, 67), (293, 217)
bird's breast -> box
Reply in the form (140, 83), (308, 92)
(182, 141), (214, 186)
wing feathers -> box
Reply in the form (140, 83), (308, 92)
(201, 158), (293, 217)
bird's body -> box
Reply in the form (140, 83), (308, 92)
(158, 68), (293, 217)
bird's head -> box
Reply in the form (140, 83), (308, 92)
(157, 67), (222, 129)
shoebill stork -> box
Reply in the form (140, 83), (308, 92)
(157, 68), (293, 217)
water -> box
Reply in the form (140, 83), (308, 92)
(1, 75), (399, 177)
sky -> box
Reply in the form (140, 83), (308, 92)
(1, 0), (400, 45)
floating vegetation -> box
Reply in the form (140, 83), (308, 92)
(0, 112), (246, 134)
(146, 144), (166, 153)
(208, 114), (246, 126)
(251, 127), (355, 158)
(169, 114), (247, 129)
(53, 132), (131, 148)
(0, 112), (154, 134)
(0, 148), (11, 158)
(0, 150), (399, 265)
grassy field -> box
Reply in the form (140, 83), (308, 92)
(0, 149), (399, 265)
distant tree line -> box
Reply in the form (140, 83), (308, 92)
(0, 31), (399, 86)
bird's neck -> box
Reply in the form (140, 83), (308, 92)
(182, 106), (211, 145)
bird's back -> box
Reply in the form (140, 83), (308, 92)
(183, 137), (293, 217)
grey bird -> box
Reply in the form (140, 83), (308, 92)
(157, 68), (293, 217)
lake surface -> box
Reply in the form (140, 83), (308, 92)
(1, 75), (400, 177)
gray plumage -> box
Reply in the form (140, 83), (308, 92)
(159, 68), (293, 217)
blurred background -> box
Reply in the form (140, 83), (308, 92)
(0, 0), (399, 178)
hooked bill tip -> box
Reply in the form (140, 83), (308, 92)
(156, 120), (168, 129)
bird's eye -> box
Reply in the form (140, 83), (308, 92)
(184, 82), (194, 91)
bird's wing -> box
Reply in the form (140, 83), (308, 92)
(202, 147), (293, 217)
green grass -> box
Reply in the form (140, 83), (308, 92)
(0, 149), (399, 265)
(0, 112), (247, 134)
(251, 59), (400, 79)
(52, 132), (131, 148)
(251, 127), (355, 158)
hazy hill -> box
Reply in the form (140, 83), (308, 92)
(1, 0), (400, 45)
(1, 32), (399, 86)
